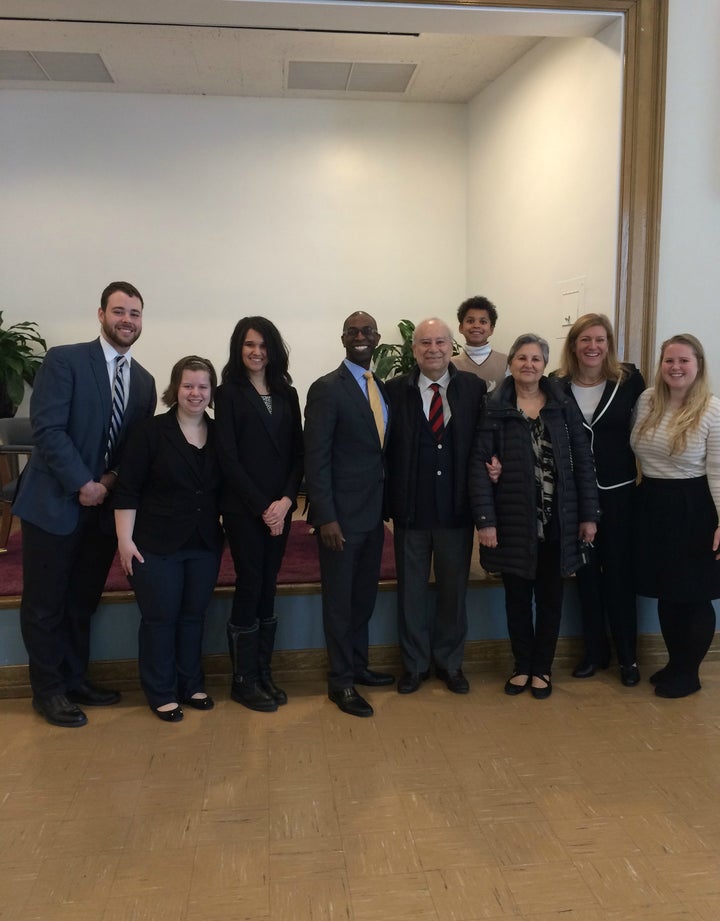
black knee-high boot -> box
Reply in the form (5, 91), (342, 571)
(258, 616), (287, 705)
(226, 622), (277, 712)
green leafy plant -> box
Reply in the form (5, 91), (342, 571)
(0, 312), (47, 412)
(372, 319), (416, 380)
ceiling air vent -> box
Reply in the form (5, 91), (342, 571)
(0, 51), (113, 83)
(288, 60), (416, 93)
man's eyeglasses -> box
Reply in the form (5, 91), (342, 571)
(343, 326), (378, 339)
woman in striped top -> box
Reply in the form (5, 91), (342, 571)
(631, 334), (720, 698)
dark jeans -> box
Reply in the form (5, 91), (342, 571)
(129, 546), (221, 708)
(20, 511), (117, 698)
(224, 511), (290, 629)
(502, 540), (563, 676)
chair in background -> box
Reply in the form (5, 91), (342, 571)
(0, 417), (34, 552)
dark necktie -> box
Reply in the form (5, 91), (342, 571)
(429, 382), (444, 441)
(106, 355), (127, 465)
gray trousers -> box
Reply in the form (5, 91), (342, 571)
(394, 525), (474, 673)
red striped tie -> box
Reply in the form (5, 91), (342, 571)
(429, 382), (444, 441)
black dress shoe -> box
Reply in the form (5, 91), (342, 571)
(328, 686), (373, 717)
(436, 668), (470, 694)
(353, 668), (395, 687)
(183, 694), (215, 710)
(66, 681), (121, 707)
(397, 670), (430, 694)
(33, 694), (88, 728)
(620, 664), (641, 687)
(571, 660), (610, 679)
(504, 673), (530, 696)
(153, 704), (184, 722)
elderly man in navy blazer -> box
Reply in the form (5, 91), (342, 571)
(304, 311), (395, 717)
(13, 281), (156, 727)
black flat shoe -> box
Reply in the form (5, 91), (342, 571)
(571, 660), (609, 679)
(504, 673), (530, 696)
(649, 666), (670, 686)
(397, 670), (430, 695)
(153, 704), (183, 722)
(620, 665), (641, 687)
(183, 694), (215, 710)
(654, 682), (701, 699)
(531, 675), (552, 700)
(328, 686), (373, 717)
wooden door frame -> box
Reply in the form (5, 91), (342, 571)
(385, 0), (668, 375)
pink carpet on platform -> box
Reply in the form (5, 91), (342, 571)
(0, 520), (397, 598)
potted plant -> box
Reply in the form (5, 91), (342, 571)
(372, 319), (416, 380)
(0, 312), (47, 417)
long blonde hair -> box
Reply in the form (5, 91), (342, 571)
(634, 333), (711, 455)
(557, 313), (627, 382)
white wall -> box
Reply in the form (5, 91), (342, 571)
(656, 0), (720, 384)
(465, 25), (623, 363)
(1, 93), (466, 402)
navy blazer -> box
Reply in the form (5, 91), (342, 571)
(304, 362), (389, 532)
(13, 338), (156, 535)
(214, 378), (304, 518)
(114, 409), (224, 555)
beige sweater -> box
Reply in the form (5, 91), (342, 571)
(451, 348), (508, 393)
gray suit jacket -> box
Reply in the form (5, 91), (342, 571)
(13, 338), (156, 535)
(304, 362), (389, 533)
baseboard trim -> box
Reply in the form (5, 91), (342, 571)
(0, 634), (687, 699)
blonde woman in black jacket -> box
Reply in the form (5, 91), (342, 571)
(470, 334), (600, 699)
(554, 313), (645, 686)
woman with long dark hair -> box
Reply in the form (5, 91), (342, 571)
(215, 317), (303, 711)
(631, 334), (720, 698)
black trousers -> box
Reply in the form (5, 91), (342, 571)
(20, 511), (117, 699)
(502, 540), (563, 676)
(224, 511), (290, 629)
(317, 522), (384, 690)
(394, 525), (473, 673)
(575, 485), (637, 666)
(129, 545), (221, 708)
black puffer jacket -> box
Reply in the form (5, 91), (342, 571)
(469, 376), (600, 579)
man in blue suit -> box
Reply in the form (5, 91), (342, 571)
(13, 281), (156, 727)
(304, 311), (394, 718)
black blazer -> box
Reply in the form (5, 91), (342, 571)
(304, 362), (389, 532)
(214, 378), (304, 518)
(553, 364), (645, 489)
(114, 409), (223, 554)
(384, 364), (486, 526)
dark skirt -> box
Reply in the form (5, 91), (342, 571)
(635, 475), (720, 602)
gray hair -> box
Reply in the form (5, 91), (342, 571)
(507, 333), (550, 366)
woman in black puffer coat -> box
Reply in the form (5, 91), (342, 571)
(470, 334), (600, 699)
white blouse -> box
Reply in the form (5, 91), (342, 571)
(630, 390), (720, 516)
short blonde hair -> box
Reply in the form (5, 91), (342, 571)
(557, 313), (626, 382)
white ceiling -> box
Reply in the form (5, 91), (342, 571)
(0, 1), (621, 103)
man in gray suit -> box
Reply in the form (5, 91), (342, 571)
(13, 281), (156, 727)
(304, 311), (394, 717)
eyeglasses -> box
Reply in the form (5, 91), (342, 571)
(343, 326), (378, 339)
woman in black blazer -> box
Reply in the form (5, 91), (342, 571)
(115, 356), (223, 722)
(215, 317), (303, 712)
(554, 314), (645, 686)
